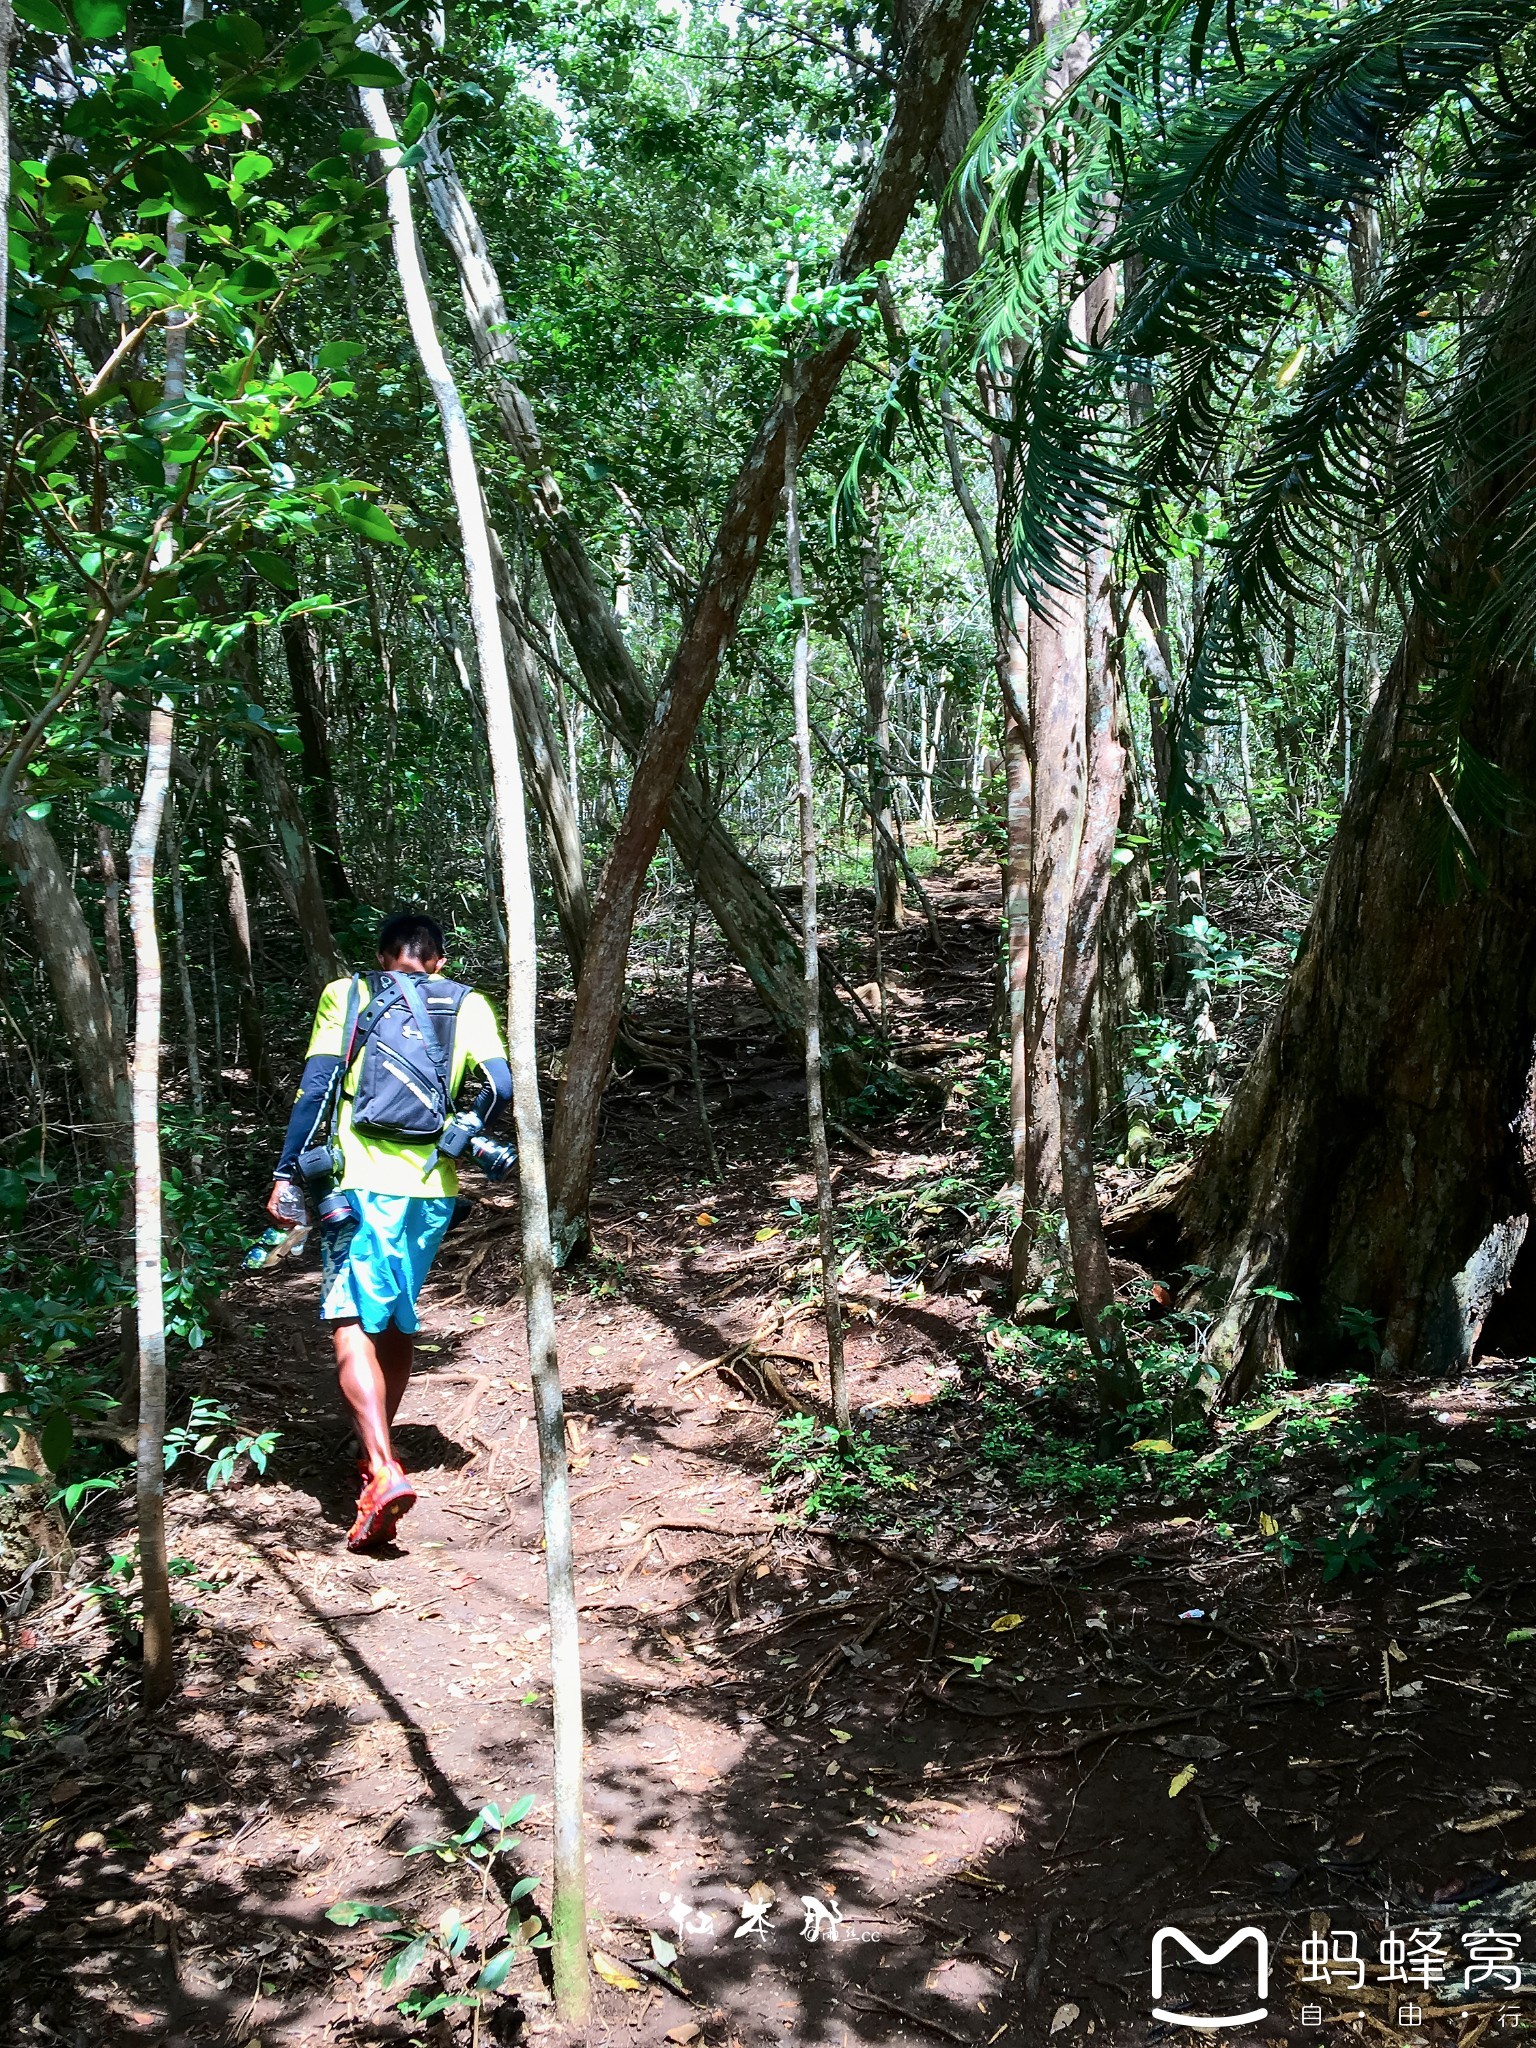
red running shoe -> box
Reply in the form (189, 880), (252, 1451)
(347, 1462), (416, 1550)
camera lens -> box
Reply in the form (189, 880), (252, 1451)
(318, 1189), (354, 1229)
(468, 1134), (517, 1182)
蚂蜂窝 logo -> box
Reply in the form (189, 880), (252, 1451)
(1151, 1925), (1269, 2029)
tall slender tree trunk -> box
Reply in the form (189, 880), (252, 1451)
(129, 700), (176, 1709)
(280, 608), (352, 901)
(165, 797), (205, 1182)
(1002, 637), (1033, 1207)
(349, 41), (590, 2018)
(95, 676), (130, 1054)
(784, 335), (850, 1435)
(858, 490), (902, 930)
(235, 617), (344, 992)
(218, 825), (268, 1096)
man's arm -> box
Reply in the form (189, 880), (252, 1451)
(267, 979), (350, 1220)
(460, 993), (513, 1133)
(274, 1054), (342, 1177)
(470, 1058), (513, 1128)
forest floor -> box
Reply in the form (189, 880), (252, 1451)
(9, 843), (1536, 2048)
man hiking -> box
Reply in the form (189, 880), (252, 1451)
(267, 911), (513, 1550)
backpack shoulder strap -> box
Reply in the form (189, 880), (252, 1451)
(390, 971), (451, 1091)
(305, 975), (364, 1150)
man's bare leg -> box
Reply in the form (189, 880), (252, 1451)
(334, 1321), (415, 1478)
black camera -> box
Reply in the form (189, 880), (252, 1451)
(466, 1130), (517, 1182)
(296, 1139), (354, 1228)
(439, 1113), (517, 1183)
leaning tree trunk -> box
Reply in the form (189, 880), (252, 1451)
(1156, 604), (1536, 1401)
(485, 523), (591, 973)
(4, 810), (130, 1136)
(412, 103), (861, 1069)
(548, 0), (989, 1256)
(858, 491), (903, 931)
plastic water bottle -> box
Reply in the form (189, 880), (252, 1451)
(242, 1222), (310, 1271)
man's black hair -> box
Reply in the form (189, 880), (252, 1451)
(377, 910), (446, 962)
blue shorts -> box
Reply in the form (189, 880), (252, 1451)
(318, 1192), (457, 1335)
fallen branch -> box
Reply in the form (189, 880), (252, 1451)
(841, 1988), (979, 2046)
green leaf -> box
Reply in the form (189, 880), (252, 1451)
(331, 49), (405, 89)
(16, 0), (70, 34)
(271, 35), (323, 89)
(337, 500), (401, 546)
(247, 550), (297, 590)
(477, 1947), (516, 1993)
(325, 1901), (400, 1927)
(503, 1793), (536, 1827)
(72, 0), (126, 36)
(223, 259), (280, 302)
(40, 1412), (74, 1473)
(401, 80), (435, 146)
(185, 11), (263, 63)
(505, 1874), (538, 1904)
(230, 151), (274, 187)
(380, 1935), (429, 1989)
(316, 340), (363, 370)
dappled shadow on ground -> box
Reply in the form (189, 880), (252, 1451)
(10, 853), (1536, 2045)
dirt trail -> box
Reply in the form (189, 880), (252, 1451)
(9, 848), (1536, 2047)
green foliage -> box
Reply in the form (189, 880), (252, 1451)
(0, 1121), (247, 1509)
(972, 1323), (1434, 1572)
(1120, 1011), (1227, 1152)
(968, 0), (1536, 847)
(328, 1797), (545, 2022)
(769, 1415), (916, 1517)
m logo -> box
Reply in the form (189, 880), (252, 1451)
(1151, 1925), (1269, 2029)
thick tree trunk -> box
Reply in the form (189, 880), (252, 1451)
(1057, 550), (1138, 1406)
(1162, 609), (1536, 1397)
(280, 610), (352, 901)
(413, 107), (860, 1067)
(350, 40), (590, 2018)
(129, 701), (176, 1709)
(4, 810), (129, 1136)
(548, 0), (988, 1255)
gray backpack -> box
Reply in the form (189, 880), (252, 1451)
(340, 971), (470, 1144)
